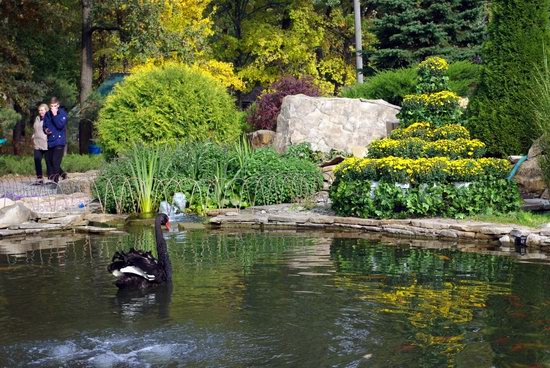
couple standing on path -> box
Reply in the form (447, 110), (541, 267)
(32, 97), (68, 185)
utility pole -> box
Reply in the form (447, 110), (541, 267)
(353, 0), (364, 83)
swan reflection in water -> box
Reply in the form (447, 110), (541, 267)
(113, 283), (173, 321)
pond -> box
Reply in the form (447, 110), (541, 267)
(0, 226), (549, 367)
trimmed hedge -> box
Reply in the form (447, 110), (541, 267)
(389, 123), (470, 141)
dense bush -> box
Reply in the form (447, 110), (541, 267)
(97, 62), (243, 156)
(341, 68), (417, 105)
(330, 179), (521, 219)
(241, 148), (323, 205)
(367, 137), (486, 159)
(389, 123), (470, 141)
(247, 76), (321, 131)
(398, 91), (462, 127)
(335, 156), (510, 184)
(0, 154), (104, 176)
(340, 61), (480, 105)
(467, 0), (550, 156)
(93, 143), (323, 214)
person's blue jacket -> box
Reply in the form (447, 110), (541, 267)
(43, 107), (68, 148)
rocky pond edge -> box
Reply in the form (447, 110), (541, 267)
(1, 201), (550, 251)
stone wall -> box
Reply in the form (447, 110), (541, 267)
(273, 94), (400, 153)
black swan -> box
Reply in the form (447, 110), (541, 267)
(108, 213), (172, 289)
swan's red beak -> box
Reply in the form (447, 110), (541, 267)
(165, 221), (170, 231)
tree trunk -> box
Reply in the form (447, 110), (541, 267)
(80, 0), (93, 106)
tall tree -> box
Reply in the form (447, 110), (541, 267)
(367, 0), (487, 70)
(467, 0), (550, 156)
(210, 0), (364, 95)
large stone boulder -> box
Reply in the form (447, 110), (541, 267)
(0, 203), (37, 228)
(273, 94), (400, 153)
(514, 138), (548, 198)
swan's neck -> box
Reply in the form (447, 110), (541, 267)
(155, 219), (172, 281)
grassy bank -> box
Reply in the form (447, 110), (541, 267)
(0, 154), (105, 176)
(468, 211), (550, 228)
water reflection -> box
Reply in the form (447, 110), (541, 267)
(0, 228), (548, 367)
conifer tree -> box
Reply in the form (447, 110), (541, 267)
(368, 0), (486, 69)
(467, 0), (550, 156)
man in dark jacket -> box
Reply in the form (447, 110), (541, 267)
(43, 97), (68, 183)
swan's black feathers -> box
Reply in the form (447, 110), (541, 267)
(107, 213), (171, 289)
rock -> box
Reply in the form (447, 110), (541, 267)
(514, 138), (549, 197)
(0, 203), (36, 229)
(46, 215), (88, 227)
(438, 229), (458, 238)
(320, 156), (345, 167)
(84, 213), (128, 227)
(74, 226), (118, 234)
(458, 97), (469, 109)
(499, 235), (512, 244)
(274, 95), (400, 153)
(322, 171), (335, 183)
(17, 222), (64, 230)
(57, 171), (98, 195)
(351, 146), (368, 158)
(0, 198), (15, 210)
(508, 155), (523, 164)
(322, 165), (337, 173)
(247, 130), (276, 149)
(206, 208), (241, 217)
(527, 233), (543, 246)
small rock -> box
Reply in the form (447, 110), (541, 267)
(438, 229), (458, 238)
(0, 198), (15, 210)
(527, 233), (543, 246)
(499, 235), (512, 244)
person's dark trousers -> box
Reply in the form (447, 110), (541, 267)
(33, 149), (47, 179)
(46, 145), (65, 183)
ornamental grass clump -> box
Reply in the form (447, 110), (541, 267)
(330, 56), (521, 219)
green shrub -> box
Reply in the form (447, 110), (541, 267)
(341, 61), (481, 105)
(341, 68), (417, 105)
(93, 143), (323, 214)
(330, 179), (521, 219)
(367, 138), (486, 159)
(389, 123), (470, 141)
(241, 148), (323, 206)
(447, 61), (481, 97)
(467, 0), (550, 156)
(97, 62), (243, 156)
(398, 91), (463, 128)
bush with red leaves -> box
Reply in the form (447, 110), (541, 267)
(247, 76), (321, 131)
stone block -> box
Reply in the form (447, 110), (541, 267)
(274, 95), (400, 153)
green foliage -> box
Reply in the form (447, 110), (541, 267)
(0, 108), (20, 137)
(532, 49), (550, 188)
(330, 179), (521, 219)
(97, 63), (243, 156)
(389, 123), (470, 141)
(368, 0), (486, 69)
(93, 142), (323, 214)
(398, 91), (463, 127)
(341, 61), (480, 105)
(367, 137), (486, 159)
(341, 68), (417, 105)
(128, 145), (172, 214)
(467, 0), (550, 156)
(241, 148), (323, 205)
(0, 154), (104, 176)
(468, 211), (550, 228)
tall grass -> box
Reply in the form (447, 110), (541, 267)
(127, 145), (172, 214)
(531, 48), (550, 185)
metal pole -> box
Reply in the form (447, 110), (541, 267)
(353, 0), (364, 83)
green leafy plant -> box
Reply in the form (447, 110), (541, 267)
(127, 145), (172, 214)
(97, 62), (243, 156)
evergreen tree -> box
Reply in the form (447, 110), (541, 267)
(367, 0), (486, 69)
(467, 0), (550, 156)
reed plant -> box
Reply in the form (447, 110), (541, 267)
(532, 48), (550, 186)
(127, 144), (172, 214)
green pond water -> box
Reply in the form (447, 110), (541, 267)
(0, 226), (549, 367)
